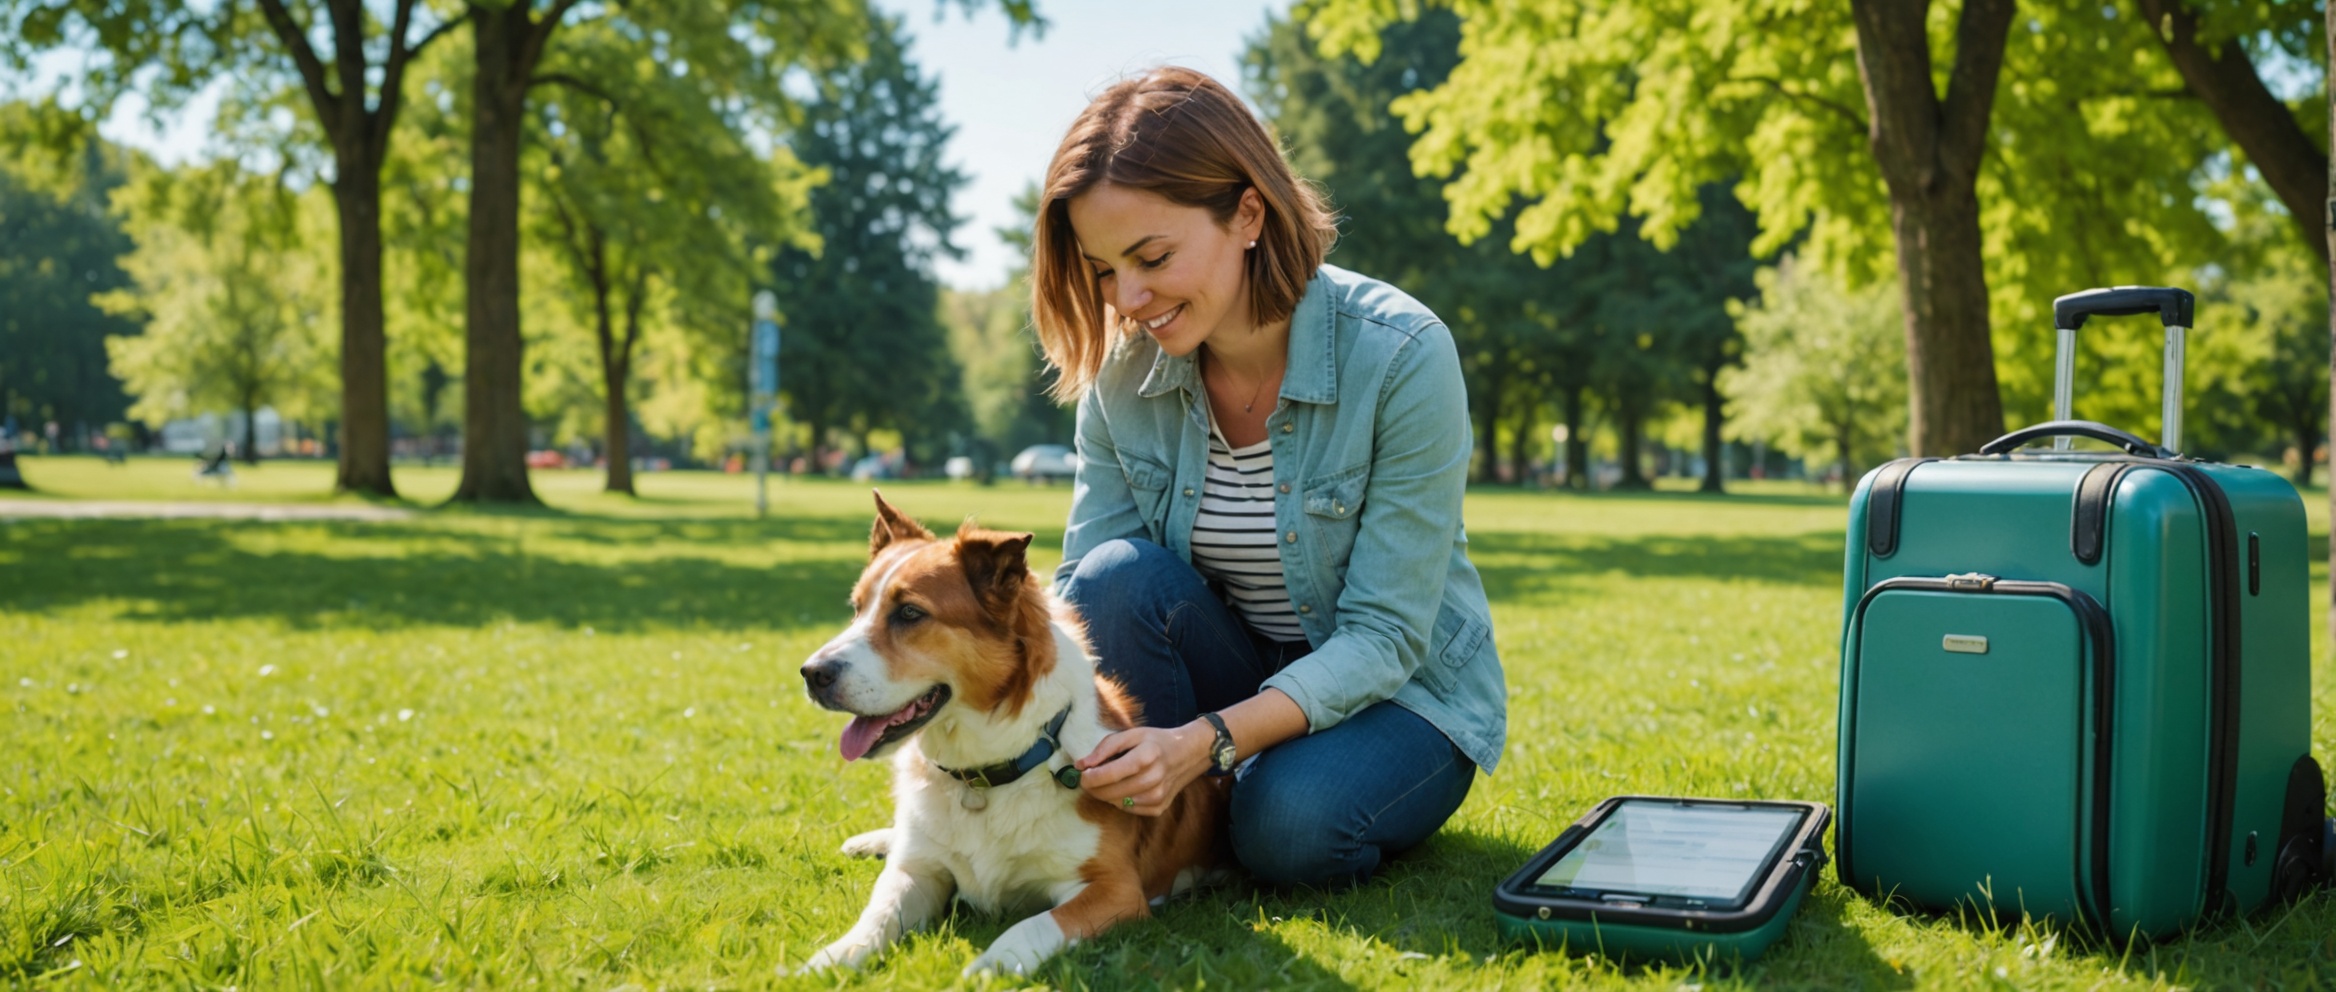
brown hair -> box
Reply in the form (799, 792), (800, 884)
(1030, 66), (1337, 403)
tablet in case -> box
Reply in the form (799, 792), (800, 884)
(1493, 796), (1832, 963)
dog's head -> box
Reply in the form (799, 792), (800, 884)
(800, 492), (1054, 761)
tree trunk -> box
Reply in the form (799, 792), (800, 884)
(1699, 371), (1726, 494)
(1615, 388), (1650, 490)
(1851, 0), (2014, 457)
(2138, 0), (2330, 264)
(1508, 399), (1535, 488)
(1474, 368), (1503, 484)
(602, 268), (646, 497)
(603, 352), (634, 494)
(453, 4), (542, 504)
(331, 158), (398, 496)
(243, 392), (261, 465)
(1561, 385), (1588, 490)
(2325, 0), (2335, 648)
(2295, 412), (2317, 489)
(1838, 422), (1857, 493)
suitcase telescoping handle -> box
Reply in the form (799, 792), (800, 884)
(2048, 286), (2195, 453)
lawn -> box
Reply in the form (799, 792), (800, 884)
(3, 456), (2333, 989)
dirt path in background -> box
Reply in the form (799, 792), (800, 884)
(0, 499), (416, 522)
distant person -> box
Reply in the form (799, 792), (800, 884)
(0, 438), (25, 490)
(194, 442), (235, 486)
(1032, 67), (1505, 890)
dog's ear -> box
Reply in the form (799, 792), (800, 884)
(954, 523), (1034, 617)
(869, 490), (935, 556)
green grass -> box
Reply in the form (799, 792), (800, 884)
(3, 455), (2333, 989)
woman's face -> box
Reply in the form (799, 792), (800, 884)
(1066, 183), (1264, 357)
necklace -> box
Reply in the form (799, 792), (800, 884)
(1206, 350), (1277, 414)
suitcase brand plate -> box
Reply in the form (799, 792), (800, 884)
(1941, 634), (1990, 654)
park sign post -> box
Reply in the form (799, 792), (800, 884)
(751, 291), (780, 519)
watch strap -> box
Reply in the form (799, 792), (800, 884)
(1200, 712), (1236, 776)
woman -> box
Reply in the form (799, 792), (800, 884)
(1037, 66), (1507, 890)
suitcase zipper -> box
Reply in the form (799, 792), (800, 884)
(2149, 464), (2243, 919)
(1842, 576), (2118, 930)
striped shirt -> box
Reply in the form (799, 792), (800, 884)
(1190, 425), (1307, 643)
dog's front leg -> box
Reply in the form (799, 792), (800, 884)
(799, 859), (952, 974)
(963, 875), (1147, 978)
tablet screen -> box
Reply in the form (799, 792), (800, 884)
(1531, 801), (1805, 907)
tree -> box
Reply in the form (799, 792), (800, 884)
(1247, 9), (1559, 485)
(99, 163), (337, 461)
(4, 0), (470, 496)
(2187, 186), (2328, 485)
(0, 107), (135, 442)
(1722, 258), (1907, 489)
(448, 0), (1028, 502)
(2134, 0), (2327, 264)
(1300, 0), (2235, 459)
(770, 14), (969, 471)
(1252, 9), (1761, 490)
(524, 17), (821, 494)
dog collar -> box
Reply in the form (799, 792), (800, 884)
(936, 704), (1078, 798)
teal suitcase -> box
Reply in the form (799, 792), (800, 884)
(1837, 287), (2328, 939)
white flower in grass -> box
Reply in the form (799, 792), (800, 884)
(258, 665), (277, 677)
(398, 709), (415, 721)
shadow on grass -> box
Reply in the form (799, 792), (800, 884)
(0, 515), (912, 632)
(1468, 529), (1848, 602)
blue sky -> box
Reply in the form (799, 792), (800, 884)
(58, 0), (1290, 292)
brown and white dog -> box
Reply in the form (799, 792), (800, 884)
(797, 494), (1228, 978)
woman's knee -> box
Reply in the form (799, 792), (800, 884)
(1229, 776), (1373, 889)
(1058, 538), (1177, 612)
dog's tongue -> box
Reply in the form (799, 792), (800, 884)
(838, 696), (925, 761)
(839, 716), (890, 761)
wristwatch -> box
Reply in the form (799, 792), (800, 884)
(1200, 712), (1238, 776)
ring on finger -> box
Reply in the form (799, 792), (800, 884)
(1122, 796), (1136, 809)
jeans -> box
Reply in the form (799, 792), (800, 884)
(1058, 538), (1476, 889)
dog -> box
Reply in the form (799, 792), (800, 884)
(797, 494), (1230, 977)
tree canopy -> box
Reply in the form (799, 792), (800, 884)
(770, 13), (969, 470)
(1300, 0), (2251, 456)
(0, 109), (134, 439)
(99, 161), (339, 459)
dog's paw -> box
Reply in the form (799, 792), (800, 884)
(839, 828), (892, 859)
(962, 914), (1066, 979)
(797, 937), (877, 975)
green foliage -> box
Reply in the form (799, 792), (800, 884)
(96, 162), (338, 444)
(2187, 182), (2330, 479)
(769, 14), (968, 467)
(1722, 259), (1907, 485)
(0, 104), (135, 434)
(380, 41), (475, 440)
(518, 10), (827, 467)
(1298, 0), (2250, 455)
(1249, 10), (1757, 487)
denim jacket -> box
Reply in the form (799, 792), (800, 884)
(1054, 264), (1507, 772)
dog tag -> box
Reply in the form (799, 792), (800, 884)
(961, 787), (988, 812)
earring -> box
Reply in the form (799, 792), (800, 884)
(1247, 239), (1258, 250)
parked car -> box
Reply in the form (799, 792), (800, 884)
(848, 455), (898, 481)
(1010, 444), (1078, 483)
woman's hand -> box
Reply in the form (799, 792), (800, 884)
(1075, 722), (1212, 816)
